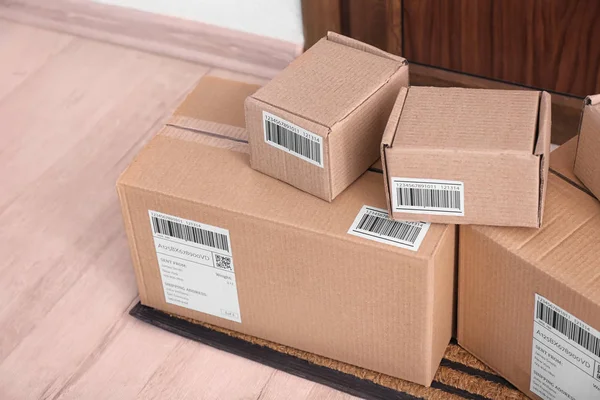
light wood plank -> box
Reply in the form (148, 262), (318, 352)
(0, 31), (208, 398)
(0, 0), (300, 79)
(53, 318), (182, 400)
(0, 20), (73, 101)
(135, 340), (275, 400)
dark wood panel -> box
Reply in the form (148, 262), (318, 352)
(346, 0), (387, 49)
(492, 0), (600, 96)
(404, 0), (600, 96)
(340, 0), (402, 55)
(301, 0), (342, 50)
(403, 0), (493, 77)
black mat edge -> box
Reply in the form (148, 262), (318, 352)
(130, 302), (424, 400)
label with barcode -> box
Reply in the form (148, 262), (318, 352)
(148, 210), (241, 323)
(263, 111), (323, 167)
(392, 178), (465, 216)
(530, 294), (600, 400)
(347, 205), (430, 251)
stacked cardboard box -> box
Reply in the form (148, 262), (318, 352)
(458, 138), (600, 400)
(118, 33), (600, 398)
(118, 75), (455, 386)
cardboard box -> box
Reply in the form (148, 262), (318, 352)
(245, 32), (409, 202)
(457, 137), (600, 399)
(381, 87), (551, 227)
(118, 76), (456, 386)
(575, 94), (600, 200)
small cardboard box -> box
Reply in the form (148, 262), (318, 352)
(118, 76), (456, 387)
(457, 138), (600, 400)
(245, 32), (409, 202)
(381, 87), (551, 227)
(575, 94), (600, 200)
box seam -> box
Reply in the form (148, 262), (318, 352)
(122, 181), (435, 260)
(248, 95), (332, 135)
(331, 65), (406, 129)
(116, 183), (149, 302)
(471, 215), (600, 305)
(382, 87), (409, 215)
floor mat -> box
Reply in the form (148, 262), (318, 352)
(130, 303), (527, 400)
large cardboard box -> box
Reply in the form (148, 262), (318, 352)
(575, 94), (600, 200)
(118, 76), (456, 386)
(381, 87), (551, 227)
(457, 138), (600, 400)
(245, 32), (409, 202)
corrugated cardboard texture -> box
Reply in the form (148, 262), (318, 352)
(457, 142), (600, 398)
(574, 94), (600, 200)
(119, 136), (455, 386)
(117, 76), (456, 386)
(246, 32), (409, 201)
(170, 76), (259, 142)
(382, 87), (550, 227)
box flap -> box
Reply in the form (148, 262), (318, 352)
(549, 137), (583, 188)
(394, 87), (540, 153)
(381, 87), (408, 216)
(326, 31), (405, 63)
(251, 33), (406, 128)
(535, 91), (552, 226)
(169, 76), (259, 142)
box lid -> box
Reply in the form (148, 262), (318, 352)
(250, 32), (406, 129)
(393, 87), (541, 153)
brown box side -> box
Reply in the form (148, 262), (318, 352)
(119, 133), (455, 386)
(329, 65), (409, 199)
(386, 150), (541, 227)
(383, 89), (548, 227)
(245, 97), (333, 200)
(574, 95), (600, 200)
(457, 172), (600, 398)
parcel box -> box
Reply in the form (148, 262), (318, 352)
(245, 32), (409, 202)
(457, 138), (600, 400)
(381, 87), (551, 227)
(118, 77), (456, 387)
(575, 94), (600, 200)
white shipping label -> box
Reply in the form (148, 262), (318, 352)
(148, 210), (241, 323)
(392, 177), (465, 216)
(530, 294), (600, 400)
(263, 111), (324, 168)
(347, 205), (430, 251)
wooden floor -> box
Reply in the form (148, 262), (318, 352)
(0, 20), (356, 400)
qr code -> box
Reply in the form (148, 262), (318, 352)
(215, 254), (232, 271)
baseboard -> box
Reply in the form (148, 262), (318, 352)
(0, 0), (302, 79)
(410, 63), (584, 145)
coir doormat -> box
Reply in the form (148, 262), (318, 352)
(130, 303), (527, 400)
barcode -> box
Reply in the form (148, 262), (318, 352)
(356, 213), (422, 244)
(264, 115), (322, 165)
(348, 206), (430, 251)
(396, 187), (461, 210)
(536, 301), (600, 357)
(151, 216), (229, 252)
(392, 178), (464, 215)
